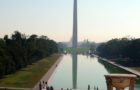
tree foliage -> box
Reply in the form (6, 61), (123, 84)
(0, 31), (58, 78)
(97, 38), (140, 66)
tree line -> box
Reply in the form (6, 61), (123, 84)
(0, 31), (58, 78)
(97, 37), (140, 66)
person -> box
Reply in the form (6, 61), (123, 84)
(94, 86), (96, 90)
(43, 81), (45, 85)
(50, 86), (53, 90)
(45, 81), (48, 86)
(46, 86), (50, 90)
(39, 82), (42, 90)
(43, 81), (45, 89)
(97, 87), (98, 90)
(88, 85), (90, 90)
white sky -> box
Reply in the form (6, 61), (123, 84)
(0, 0), (140, 42)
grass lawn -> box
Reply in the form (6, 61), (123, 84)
(64, 48), (89, 53)
(0, 54), (61, 88)
(129, 67), (140, 72)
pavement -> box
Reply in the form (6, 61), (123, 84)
(33, 55), (63, 90)
(98, 55), (140, 76)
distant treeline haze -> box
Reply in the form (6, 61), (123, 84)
(97, 38), (140, 66)
(0, 31), (58, 78)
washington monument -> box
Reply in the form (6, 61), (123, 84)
(72, 0), (78, 48)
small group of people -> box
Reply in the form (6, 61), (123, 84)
(88, 85), (98, 90)
(39, 80), (53, 90)
(46, 86), (54, 90)
(62, 88), (72, 90)
(39, 82), (98, 90)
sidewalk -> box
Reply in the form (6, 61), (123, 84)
(97, 55), (140, 76)
(33, 55), (63, 90)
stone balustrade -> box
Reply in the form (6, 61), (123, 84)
(104, 74), (137, 90)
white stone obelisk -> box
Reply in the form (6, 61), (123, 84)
(72, 0), (78, 48)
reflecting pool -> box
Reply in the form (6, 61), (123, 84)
(49, 54), (140, 90)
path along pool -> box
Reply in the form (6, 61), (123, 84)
(48, 54), (140, 90)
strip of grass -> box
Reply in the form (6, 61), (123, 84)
(0, 54), (61, 88)
(130, 67), (140, 72)
(64, 48), (89, 53)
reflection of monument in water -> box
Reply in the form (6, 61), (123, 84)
(72, 53), (77, 89)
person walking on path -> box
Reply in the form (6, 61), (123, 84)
(88, 85), (90, 90)
(50, 86), (53, 90)
(39, 82), (42, 90)
(46, 86), (50, 90)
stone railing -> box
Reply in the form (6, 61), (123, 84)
(104, 74), (137, 90)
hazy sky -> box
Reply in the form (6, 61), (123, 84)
(0, 0), (140, 42)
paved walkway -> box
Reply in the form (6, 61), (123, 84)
(42, 87), (102, 90)
(96, 55), (140, 76)
(33, 55), (63, 90)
